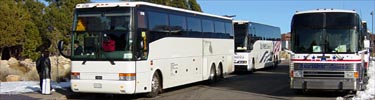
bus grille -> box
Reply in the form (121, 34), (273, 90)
(303, 71), (345, 78)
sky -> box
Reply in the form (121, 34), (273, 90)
(197, 0), (375, 34)
(93, 0), (375, 34)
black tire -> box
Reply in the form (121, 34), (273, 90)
(146, 73), (162, 98)
(206, 65), (217, 84)
(293, 89), (305, 95)
(250, 58), (256, 73)
(273, 56), (278, 68)
(217, 65), (224, 81)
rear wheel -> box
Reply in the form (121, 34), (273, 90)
(146, 73), (161, 98)
(273, 56), (278, 68)
(207, 65), (217, 84)
(217, 65), (224, 81)
(250, 58), (256, 73)
(293, 89), (305, 95)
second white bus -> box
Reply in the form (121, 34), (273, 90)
(233, 20), (281, 72)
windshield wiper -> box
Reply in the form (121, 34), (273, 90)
(82, 53), (93, 65)
(332, 50), (344, 60)
(103, 52), (116, 65)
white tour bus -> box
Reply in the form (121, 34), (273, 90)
(287, 9), (370, 93)
(233, 20), (281, 72)
(58, 1), (234, 97)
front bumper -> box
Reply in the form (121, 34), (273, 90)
(71, 80), (136, 94)
(291, 78), (360, 90)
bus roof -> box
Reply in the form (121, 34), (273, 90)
(295, 9), (357, 15)
(233, 20), (249, 24)
(75, 1), (232, 20)
(234, 20), (279, 29)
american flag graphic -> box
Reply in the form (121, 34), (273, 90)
(273, 41), (281, 55)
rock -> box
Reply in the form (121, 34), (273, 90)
(20, 59), (34, 68)
(0, 60), (9, 68)
(6, 75), (21, 82)
(63, 64), (70, 70)
(8, 57), (18, 64)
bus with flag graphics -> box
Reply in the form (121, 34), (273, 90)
(57, 1), (234, 97)
(286, 9), (370, 93)
(233, 20), (281, 72)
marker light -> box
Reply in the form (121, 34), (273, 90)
(119, 73), (136, 81)
(71, 72), (80, 79)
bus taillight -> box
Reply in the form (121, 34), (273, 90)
(290, 70), (293, 77)
(71, 72), (80, 79)
(119, 73), (136, 81)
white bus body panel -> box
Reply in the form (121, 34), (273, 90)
(251, 40), (275, 69)
(71, 61), (136, 94)
(146, 37), (234, 89)
(234, 52), (252, 71)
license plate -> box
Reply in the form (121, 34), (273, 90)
(94, 83), (102, 88)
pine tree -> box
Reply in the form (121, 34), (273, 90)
(0, 0), (31, 59)
(189, 0), (202, 12)
(0, 0), (27, 48)
(20, 0), (44, 60)
(44, 0), (90, 54)
(171, 0), (188, 9)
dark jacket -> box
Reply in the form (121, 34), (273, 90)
(36, 55), (51, 79)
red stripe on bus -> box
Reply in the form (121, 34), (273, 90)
(291, 59), (361, 62)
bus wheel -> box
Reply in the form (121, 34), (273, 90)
(217, 65), (224, 81)
(207, 65), (217, 84)
(273, 57), (278, 68)
(250, 58), (255, 73)
(146, 73), (161, 98)
(293, 89), (305, 95)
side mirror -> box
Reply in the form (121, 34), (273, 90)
(58, 40), (71, 58)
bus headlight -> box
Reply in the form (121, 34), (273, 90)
(71, 72), (80, 79)
(293, 70), (303, 77)
(345, 72), (359, 78)
(119, 73), (136, 81)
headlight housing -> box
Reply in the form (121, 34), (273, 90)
(344, 71), (358, 78)
(293, 70), (303, 77)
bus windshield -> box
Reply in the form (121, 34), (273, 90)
(234, 23), (249, 52)
(292, 12), (359, 53)
(72, 7), (133, 60)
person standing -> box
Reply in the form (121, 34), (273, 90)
(36, 40), (52, 95)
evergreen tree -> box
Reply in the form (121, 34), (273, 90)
(0, 0), (31, 59)
(171, 0), (188, 9)
(44, 0), (89, 53)
(0, 0), (28, 48)
(21, 0), (44, 60)
(188, 0), (202, 12)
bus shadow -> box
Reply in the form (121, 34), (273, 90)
(212, 64), (352, 98)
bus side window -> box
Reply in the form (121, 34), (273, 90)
(148, 11), (169, 42)
(138, 10), (148, 59)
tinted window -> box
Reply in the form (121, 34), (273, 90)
(214, 21), (225, 38)
(187, 17), (201, 37)
(292, 13), (324, 28)
(202, 19), (214, 38)
(148, 11), (169, 41)
(169, 14), (187, 37)
(225, 22), (234, 38)
(326, 13), (357, 28)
